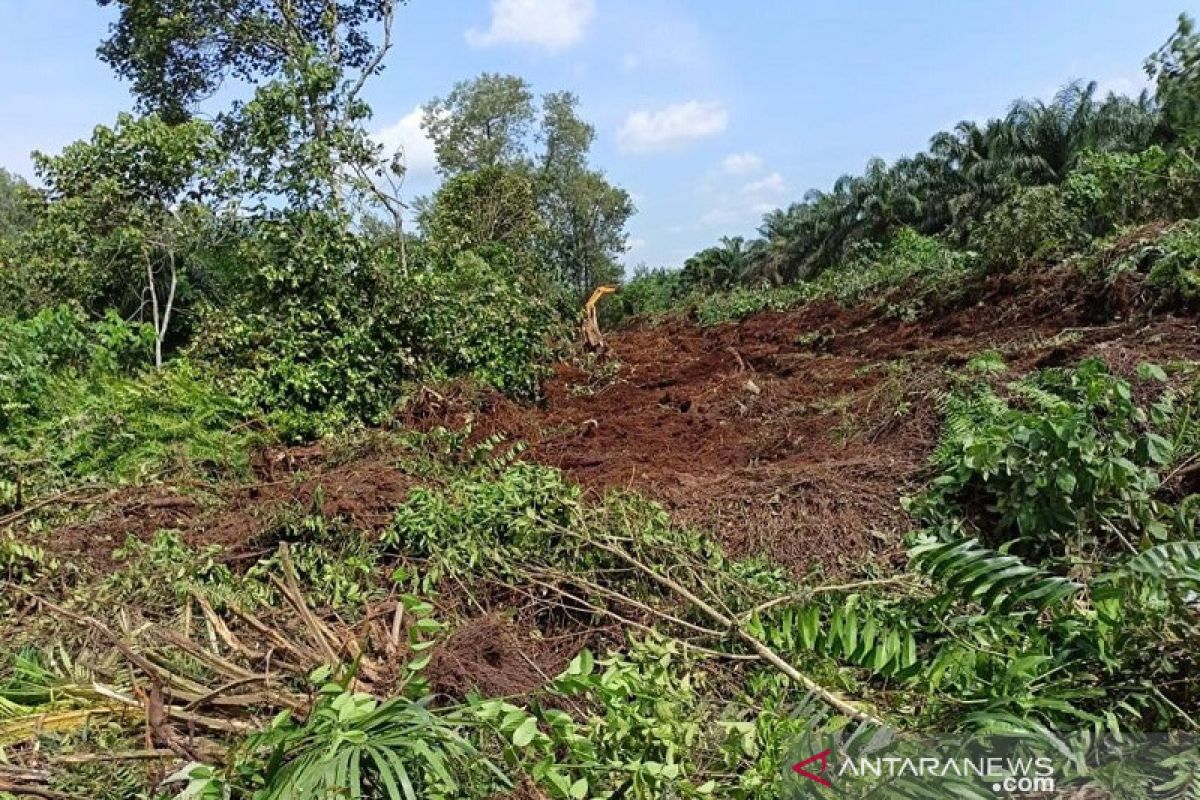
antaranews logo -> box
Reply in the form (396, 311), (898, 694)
(784, 730), (1198, 797)
(791, 750), (832, 787)
(785, 745), (1061, 796)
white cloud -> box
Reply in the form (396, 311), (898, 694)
(697, 168), (787, 231)
(373, 106), (437, 182)
(466, 0), (595, 52)
(740, 172), (785, 196)
(720, 152), (762, 175)
(699, 207), (738, 227)
(617, 101), (728, 153)
(626, 237), (648, 252)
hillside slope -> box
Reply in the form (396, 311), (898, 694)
(413, 263), (1198, 576)
(6, 257), (1200, 799)
(30, 262), (1197, 580)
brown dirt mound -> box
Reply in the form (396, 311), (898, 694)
(28, 262), (1199, 579)
(40, 448), (417, 572)
(48, 487), (202, 572)
(426, 614), (578, 699)
(411, 264), (1198, 576)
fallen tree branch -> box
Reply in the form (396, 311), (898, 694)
(740, 576), (920, 621)
(275, 544), (342, 665)
(51, 749), (182, 765)
(0, 486), (109, 528)
(0, 781), (82, 800)
(573, 533), (887, 726)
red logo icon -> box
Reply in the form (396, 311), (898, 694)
(792, 749), (832, 787)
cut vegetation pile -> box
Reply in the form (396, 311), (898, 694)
(4, 255), (1198, 799)
(3, 6), (1200, 797)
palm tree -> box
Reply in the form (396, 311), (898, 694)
(928, 119), (1026, 238)
(1004, 80), (1157, 183)
(680, 235), (751, 291)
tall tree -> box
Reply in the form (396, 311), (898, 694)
(0, 169), (34, 244)
(1005, 81), (1158, 183)
(98, 0), (402, 124)
(422, 74), (535, 176)
(97, 0), (405, 210)
(28, 114), (225, 364)
(536, 92), (632, 298)
(420, 78), (632, 297)
(1147, 13), (1200, 142)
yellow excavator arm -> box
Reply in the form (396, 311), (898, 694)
(581, 284), (617, 352)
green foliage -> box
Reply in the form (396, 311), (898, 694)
(970, 185), (1087, 271)
(8, 113), (226, 320)
(860, 359), (1200, 731)
(678, 229), (980, 325)
(537, 91), (635, 300)
(815, 228), (979, 316)
(179, 685), (504, 800)
(756, 596), (920, 680)
(1065, 146), (1200, 232)
(1122, 539), (1200, 589)
(529, 640), (722, 799)
(908, 535), (1081, 612)
(247, 515), (380, 610)
(680, 236), (752, 293)
(689, 78), (1163, 289)
(0, 306), (150, 430)
(1146, 13), (1200, 143)
(422, 165), (542, 268)
(0, 167), (34, 243)
(189, 212), (410, 436)
(916, 359), (1174, 554)
(50, 361), (251, 482)
(1144, 219), (1200, 307)
(610, 267), (687, 320)
(423, 73), (535, 175)
(105, 531), (238, 608)
(0, 535), (57, 584)
(420, 76), (633, 300)
(390, 252), (565, 398)
(193, 212), (563, 437)
(1, 307), (249, 499)
(694, 283), (818, 326)
(384, 462), (581, 588)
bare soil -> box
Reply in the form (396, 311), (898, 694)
(410, 264), (1198, 576)
(28, 262), (1199, 579)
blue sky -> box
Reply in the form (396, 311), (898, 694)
(0, 0), (1187, 271)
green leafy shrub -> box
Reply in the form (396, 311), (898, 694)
(421, 165), (543, 269)
(971, 185), (1086, 271)
(858, 360), (1200, 730)
(1, 307), (249, 498)
(192, 212), (565, 438)
(815, 228), (979, 317)
(389, 251), (565, 399)
(0, 306), (152, 431)
(694, 283), (818, 326)
(1065, 146), (1200, 233)
(610, 266), (687, 321)
(530, 639), (721, 799)
(384, 462), (581, 588)
(915, 359), (1175, 555)
(178, 684), (505, 800)
(1145, 220), (1200, 306)
(188, 211), (415, 437)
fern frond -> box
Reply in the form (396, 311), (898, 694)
(910, 536), (1081, 612)
(1123, 541), (1200, 589)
